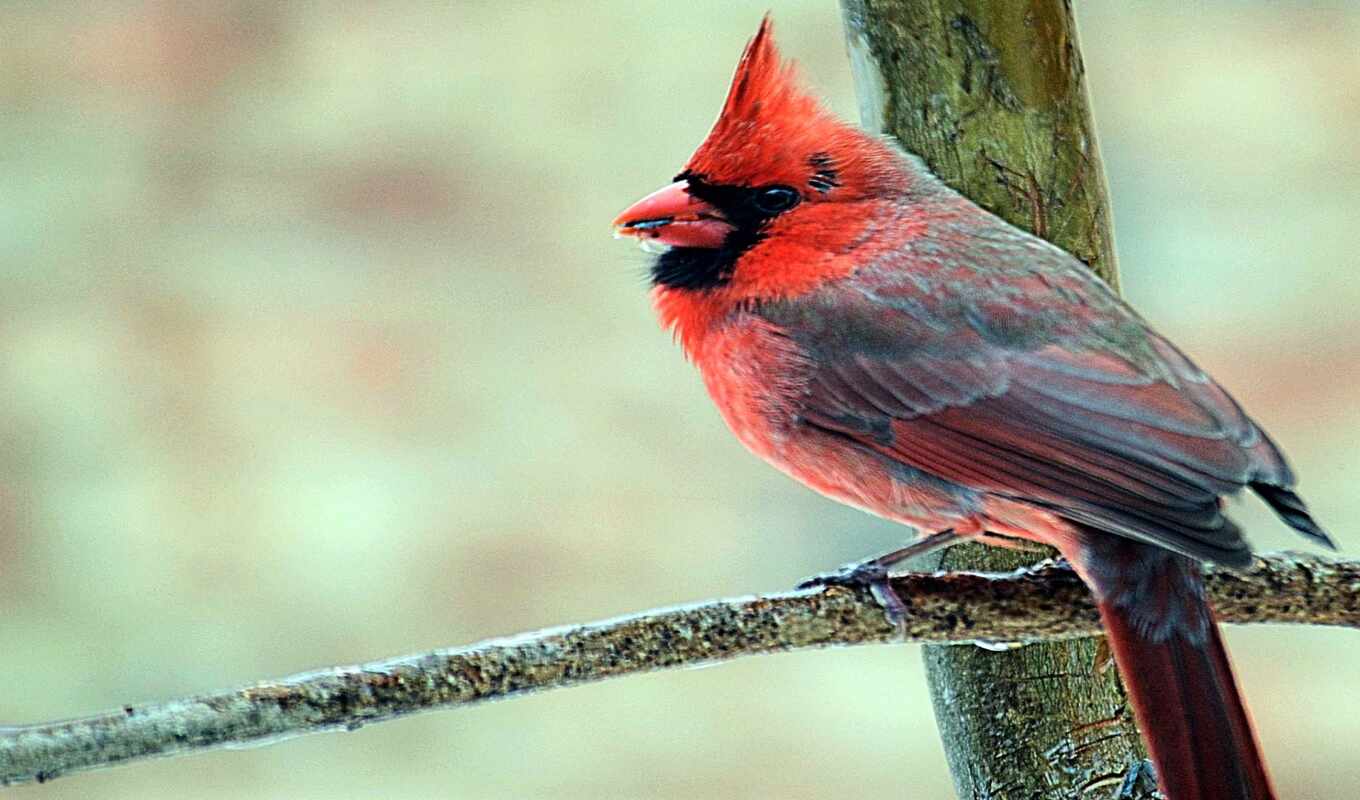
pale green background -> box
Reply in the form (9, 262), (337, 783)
(2, 2), (1357, 798)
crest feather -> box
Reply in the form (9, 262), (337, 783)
(683, 16), (900, 197)
(717, 16), (806, 126)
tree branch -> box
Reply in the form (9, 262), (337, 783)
(2, 553), (1355, 787)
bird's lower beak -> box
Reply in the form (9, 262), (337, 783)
(613, 180), (733, 249)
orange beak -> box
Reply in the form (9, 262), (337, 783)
(613, 180), (734, 250)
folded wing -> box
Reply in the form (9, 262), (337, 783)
(782, 289), (1314, 566)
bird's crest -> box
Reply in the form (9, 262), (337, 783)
(683, 16), (901, 198)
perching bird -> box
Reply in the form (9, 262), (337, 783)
(613, 17), (1334, 800)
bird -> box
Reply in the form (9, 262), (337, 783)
(612, 17), (1333, 800)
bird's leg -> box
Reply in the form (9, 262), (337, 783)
(797, 529), (958, 625)
(971, 530), (1051, 553)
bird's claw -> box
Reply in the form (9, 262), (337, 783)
(1115, 759), (1160, 799)
(796, 560), (890, 591)
(798, 561), (908, 632)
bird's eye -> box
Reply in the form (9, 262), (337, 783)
(752, 185), (801, 215)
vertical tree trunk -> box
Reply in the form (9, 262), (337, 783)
(838, 2), (1156, 798)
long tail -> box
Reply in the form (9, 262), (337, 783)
(1084, 540), (1276, 800)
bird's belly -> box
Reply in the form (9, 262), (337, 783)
(768, 428), (984, 533)
(696, 317), (980, 531)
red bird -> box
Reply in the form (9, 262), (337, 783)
(614, 18), (1332, 800)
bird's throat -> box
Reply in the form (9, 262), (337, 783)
(649, 235), (761, 290)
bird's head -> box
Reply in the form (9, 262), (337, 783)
(614, 16), (920, 310)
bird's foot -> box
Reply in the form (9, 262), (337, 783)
(797, 559), (908, 630)
(796, 558), (889, 591)
(1115, 759), (1161, 799)
(1014, 555), (1072, 576)
(797, 531), (961, 632)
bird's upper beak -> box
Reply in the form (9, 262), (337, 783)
(613, 180), (733, 249)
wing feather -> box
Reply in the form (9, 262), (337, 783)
(757, 226), (1319, 564)
(795, 333), (1276, 565)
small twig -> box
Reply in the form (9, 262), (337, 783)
(1, 553), (1355, 787)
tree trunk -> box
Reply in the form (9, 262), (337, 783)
(838, 2), (1156, 797)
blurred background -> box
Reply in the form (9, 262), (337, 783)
(2, 1), (1357, 797)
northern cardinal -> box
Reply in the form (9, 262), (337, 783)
(613, 17), (1332, 800)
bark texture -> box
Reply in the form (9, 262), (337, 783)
(839, 2), (1143, 797)
(2, 554), (1355, 788)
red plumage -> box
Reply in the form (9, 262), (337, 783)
(615, 18), (1332, 800)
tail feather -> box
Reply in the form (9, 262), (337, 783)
(1252, 482), (1335, 549)
(1084, 540), (1276, 800)
(1101, 599), (1274, 799)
